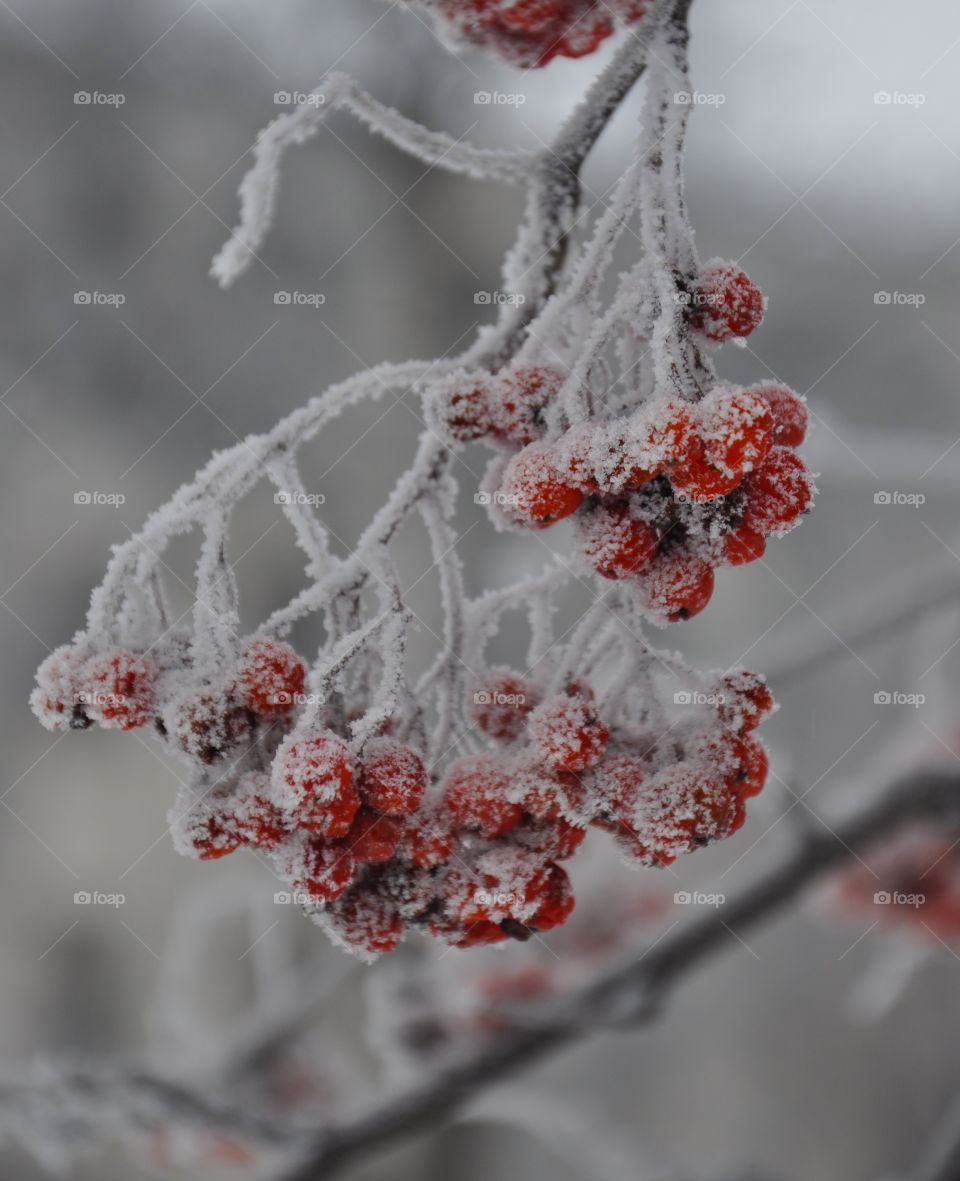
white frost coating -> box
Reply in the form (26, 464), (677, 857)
(211, 71), (534, 288)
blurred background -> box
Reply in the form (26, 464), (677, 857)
(2, 0), (960, 1177)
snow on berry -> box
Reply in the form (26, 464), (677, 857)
(740, 446), (815, 535)
(396, 808), (457, 869)
(716, 670), (775, 733)
(273, 731), (359, 838)
(721, 521), (767, 567)
(31, 645), (91, 731)
(80, 648), (155, 729)
(345, 805), (403, 863)
(749, 382), (808, 448)
(170, 691), (251, 764)
(444, 754), (523, 837)
(697, 386), (773, 477)
(624, 762), (744, 867)
(689, 259), (766, 343)
(467, 668), (539, 739)
(358, 737), (427, 814)
(487, 364), (565, 445)
(576, 500), (658, 579)
(233, 773), (290, 849)
(232, 635), (305, 716)
(428, 369), (494, 442)
(527, 693), (609, 774)
(285, 833), (358, 903)
(322, 881), (405, 961)
(499, 442), (583, 528)
(636, 550), (716, 624)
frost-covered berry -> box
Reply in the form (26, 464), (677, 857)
(172, 691), (250, 764)
(290, 836), (357, 902)
(721, 521), (766, 566)
(698, 386), (773, 477)
(527, 694), (609, 773)
(630, 762), (743, 865)
(638, 551), (715, 623)
(730, 734), (768, 798)
(358, 737), (427, 814)
(741, 446), (815, 535)
(488, 364), (565, 445)
(81, 648), (155, 730)
(467, 668), (539, 739)
(185, 810), (242, 861)
(273, 731), (359, 838)
(689, 259), (765, 343)
(232, 636), (305, 716)
(499, 442), (583, 528)
(396, 808), (457, 868)
(716, 670), (775, 733)
(511, 813), (586, 860)
(31, 645), (91, 731)
(324, 883), (404, 960)
(576, 500), (658, 580)
(345, 805), (403, 863)
(444, 755), (523, 837)
(749, 382), (808, 448)
(431, 370), (494, 442)
(526, 862), (575, 930)
(585, 753), (646, 828)
(669, 438), (742, 502)
(234, 774), (289, 849)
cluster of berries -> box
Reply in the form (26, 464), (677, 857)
(433, 262), (813, 623)
(409, 0), (648, 68)
(32, 633), (772, 959)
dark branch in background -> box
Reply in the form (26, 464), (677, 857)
(276, 769), (960, 1181)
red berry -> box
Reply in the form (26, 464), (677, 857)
(488, 364), (565, 445)
(434, 371), (494, 442)
(511, 814), (586, 860)
(325, 886), (404, 959)
(344, 805), (403, 863)
(749, 382), (808, 448)
(636, 762), (743, 860)
(577, 501), (658, 580)
(172, 691), (250, 764)
(527, 694), (609, 773)
(729, 734), (768, 798)
(698, 386), (773, 476)
(292, 836), (357, 902)
(555, 423), (603, 493)
(741, 447), (815, 535)
(232, 636), (305, 716)
(396, 809), (457, 868)
(467, 668), (539, 740)
(234, 775), (289, 849)
(526, 863), (575, 930)
(585, 753), (646, 826)
(639, 399), (699, 472)
(273, 732), (359, 838)
(499, 443), (583, 528)
(670, 437), (742, 502)
(31, 645), (92, 730)
(187, 810), (241, 861)
(722, 521), (766, 566)
(638, 550), (715, 623)
(444, 755), (523, 837)
(82, 648), (155, 729)
(358, 738), (427, 814)
(717, 670), (775, 732)
(689, 259), (765, 342)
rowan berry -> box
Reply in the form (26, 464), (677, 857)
(576, 500), (658, 580)
(740, 447), (815, 534)
(432, 371), (494, 442)
(499, 443), (583, 527)
(698, 386), (773, 476)
(289, 835), (357, 902)
(717, 670), (775, 733)
(80, 648), (155, 730)
(467, 668), (539, 739)
(689, 259), (765, 342)
(638, 550), (715, 623)
(444, 754), (523, 837)
(396, 808), (457, 868)
(234, 774), (289, 849)
(489, 364), (565, 445)
(526, 862), (575, 930)
(345, 805), (403, 863)
(31, 644), (92, 730)
(527, 694), (609, 773)
(324, 885), (404, 959)
(273, 732), (359, 838)
(669, 437), (742, 502)
(172, 691), (250, 764)
(357, 737), (427, 814)
(722, 521), (767, 566)
(510, 813), (586, 860)
(232, 636), (305, 716)
(749, 382), (808, 448)
(730, 733), (768, 798)
(185, 810), (242, 860)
